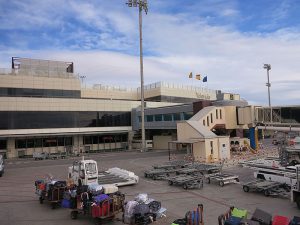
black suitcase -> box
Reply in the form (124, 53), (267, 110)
(251, 208), (272, 225)
(240, 219), (260, 225)
(290, 216), (300, 225)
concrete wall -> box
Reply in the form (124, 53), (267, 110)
(177, 122), (202, 141)
(0, 74), (80, 90)
(193, 142), (206, 162)
(153, 135), (173, 150)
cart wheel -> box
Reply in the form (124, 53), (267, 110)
(71, 211), (78, 220)
(264, 189), (270, 197)
(243, 186), (250, 192)
(219, 181), (224, 187)
(296, 196), (300, 209)
(183, 183), (188, 190)
(168, 180), (173, 185)
(235, 178), (239, 182)
(205, 177), (210, 184)
(166, 173), (170, 177)
(51, 203), (56, 209)
(152, 175), (157, 180)
(176, 171), (179, 175)
(144, 173), (148, 178)
(39, 197), (44, 204)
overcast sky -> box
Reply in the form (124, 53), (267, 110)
(0, 0), (300, 106)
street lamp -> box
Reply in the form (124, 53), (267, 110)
(263, 64), (272, 124)
(126, 0), (148, 152)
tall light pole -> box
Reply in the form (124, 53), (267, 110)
(80, 75), (86, 88)
(263, 64), (272, 124)
(126, 0), (148, 152)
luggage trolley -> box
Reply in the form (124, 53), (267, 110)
(35, 179), (67, 209)
(205, 172), (239, 187)
(166, 174), (204, 190)
(70, 192), (125, 224)
(144, 168), (180, 180)
(242, 179), (289, 197)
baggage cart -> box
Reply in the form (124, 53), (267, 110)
(205, 173), (239, 187)
(251, 208), (272, 225)
(176, 163), (220, 176)
(242, 179), (289, 197)
(70, 193), (125, 224)
(166, 174), (204, 190)
(35, 180), (67, 209)
(144, 168), (180, 180)
(152, 160), (190, 170)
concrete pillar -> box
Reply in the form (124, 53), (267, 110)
(7, 138), (16, 159)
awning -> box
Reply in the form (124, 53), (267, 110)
(169, 139), (205, 144)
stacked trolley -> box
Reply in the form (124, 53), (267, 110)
(166, 174), (204, 190)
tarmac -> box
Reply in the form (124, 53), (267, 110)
(0, 147), (299, 225)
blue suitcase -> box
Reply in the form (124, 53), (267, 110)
(290, 216), (300, 225)
(224, 216), (242, 225)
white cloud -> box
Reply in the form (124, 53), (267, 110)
(1, 0), (300, 106)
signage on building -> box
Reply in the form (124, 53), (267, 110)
(196, 92), (211, 100)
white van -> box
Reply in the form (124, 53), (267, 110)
(0, 155), (4, 177)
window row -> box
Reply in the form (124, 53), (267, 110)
(0, 87), (80, 98)
(139, 112), (193, 123)
(0, 111), (131, 130)
(83, 134), (128, 145)
(203, 109), (223, 126)
(15, 137), (73, 149)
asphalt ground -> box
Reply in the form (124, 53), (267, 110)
(0, 149), (299, 225)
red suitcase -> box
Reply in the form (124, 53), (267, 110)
(92, 202), (109, 218)
(272, 215), (290, 225)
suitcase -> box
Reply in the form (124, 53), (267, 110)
(61, 199), (71, 208)
(290, 216), (300, 225)
(272, 215), (290, 225)
(231, 207), (247, 219)
(91, 202), (109, 218)
(172, 218), (187, 225)
(251, 208), (272, 225)
(240, 219), (260, 225)
(224, 216), (242, 225)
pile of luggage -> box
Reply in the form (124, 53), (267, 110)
(61, 183), (124, 220)
(34, 177), (67, 208)
(172, 204), (204, 225)
(218, 206), (300, 225)
(123, 193), (166, 225)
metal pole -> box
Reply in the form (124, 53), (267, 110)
(139, 2), (145, 152)
(267, 68), (272, 124)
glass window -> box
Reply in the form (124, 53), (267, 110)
(210, 141), (213, 155)
(83, 136), (92, 145)
(0, 140), (7, 150)
(220, 109), (222, 119)
(173, 113), (181, 121)
(203, 120), (205, 126)
(183, 112), (193, 120)
(27, 139), (35, 148)
(163, 114), (173, 121)
(85, 162), (97, 174)
(65, 137), (73, 146)
(58, 137), (65, 146)
(92, 136), (99, 144)
(207, 116), (210, 126)
(154, 114), (162, 121)
(35, 139), (42, 148)
(216, 109), (219, 119)
(43, 138), (57, 147)
(16, 139), (26, 149)
(146, 115), (153, 122)
(210, 113), (213, 123)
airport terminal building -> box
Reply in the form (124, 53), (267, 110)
(0, 57), (220, 158)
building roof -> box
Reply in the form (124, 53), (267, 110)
(187, 120), (217, 138)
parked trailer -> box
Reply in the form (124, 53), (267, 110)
(144, 168), (180, 180)
(176, 163), (220, 176)
(152, 160), (190, 169)
(243, 179), (290, 197)
(205, 173), (239, 187)
(166, 174), (204, 190)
